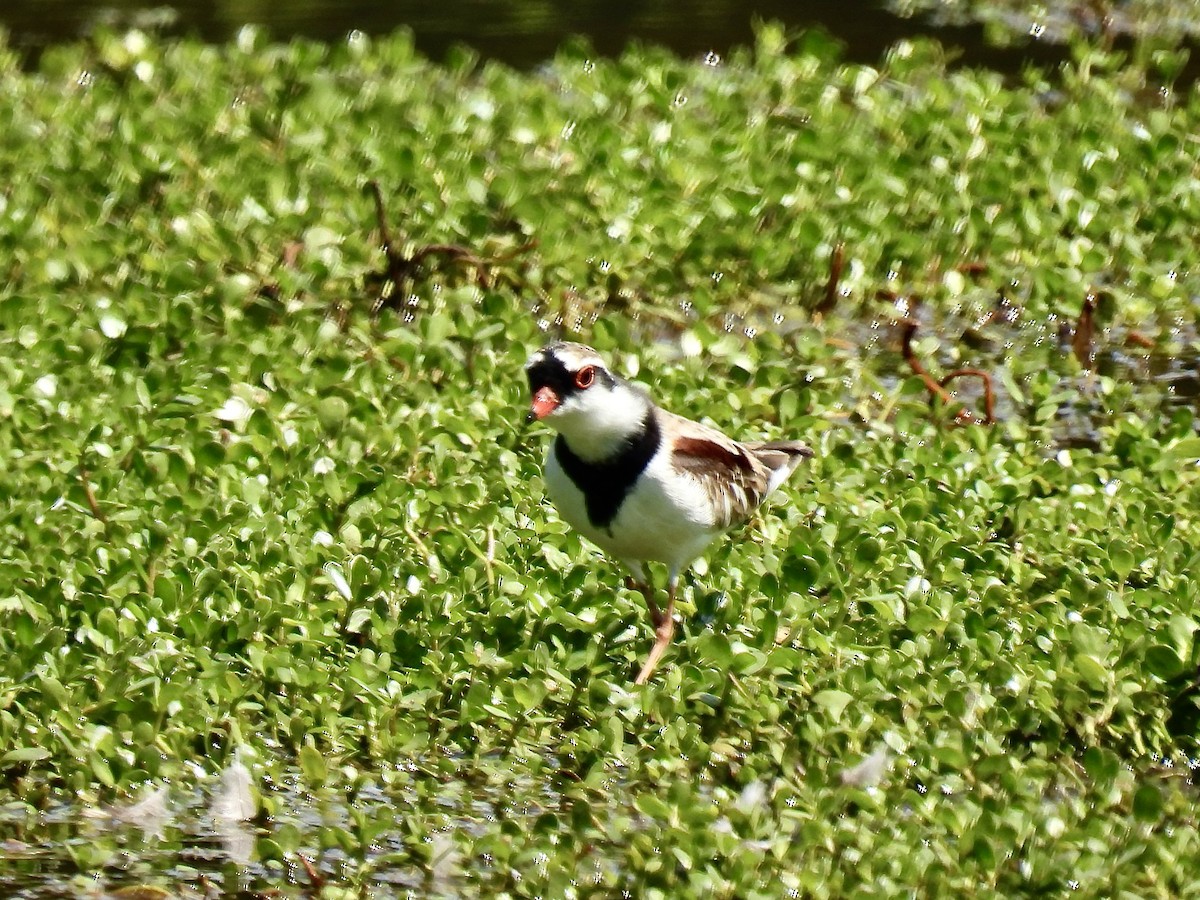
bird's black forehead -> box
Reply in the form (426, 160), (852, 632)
(526, 354), (574, 392)
(526, 347), (616, 393)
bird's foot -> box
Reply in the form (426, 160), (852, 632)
(634, 611), (676, 685)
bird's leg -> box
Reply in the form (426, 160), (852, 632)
(634, 577), (677, 685)
(624, 575), (662, 628)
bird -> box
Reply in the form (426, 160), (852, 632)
(525, 341), (813, 684)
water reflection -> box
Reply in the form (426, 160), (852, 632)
(2, 0), (1084, 76)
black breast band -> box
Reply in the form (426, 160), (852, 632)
(554, 411), (661, 531)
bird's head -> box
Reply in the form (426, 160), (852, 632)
(524, 342), (650, 460)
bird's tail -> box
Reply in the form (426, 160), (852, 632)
(745, 441), (814, 495)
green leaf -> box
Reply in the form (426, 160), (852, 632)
(299, 745), (328, 786)
(635, 793), (673, 820)
(513, 679), (547, 712)
(40, 677), (70, 708)
(1, 747), (51, 766)
(730, 643), (767, 675)
(1144, 645), (1184, 680)
(90, 754), (115, 788)
(855, 538), (882, 565)
(1081, 747), (1118, 787)
(1109, 544), (1135, 581)
(346, 607), (372, 634)
(1132, 785), (1163, 823)
(317, 396), (349, 429)
(1158, 436), (1200, 466)
(813, 690), (853, 720)
(1075, 654), (1109, 689)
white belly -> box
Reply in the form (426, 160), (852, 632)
(544, 447), (719, 572)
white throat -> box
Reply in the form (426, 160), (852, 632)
(552, 384), (651, 463)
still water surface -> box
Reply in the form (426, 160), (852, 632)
(1, 0), (1078, 71)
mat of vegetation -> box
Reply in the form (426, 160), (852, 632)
(892, 0), (1200, 47)
(1, 22), (1199, 899)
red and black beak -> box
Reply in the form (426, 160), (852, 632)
(527, 385), (560, 423)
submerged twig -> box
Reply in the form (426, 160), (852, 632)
(939, 368), (997, 425)
(368, 180), (397, 262)
(365, 181), (536, 315)
(899, 320), (995, 425)
(367, 179), (411, 308)
(1072, 290), (1097, 370)
(815, 240), (845, 315)
(489, 237), (539, 263)
(78, 467), (108, 524)
(254, 240), (305, 308)
(900, 320), (952, 403)
(280, 240), (303, 269)
(296, 853), (325, 891)
(1126, 330), (1154, 349)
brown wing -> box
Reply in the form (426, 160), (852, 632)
(665, 414), (776, 529)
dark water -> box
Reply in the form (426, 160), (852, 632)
(1, 0), (1079, 72)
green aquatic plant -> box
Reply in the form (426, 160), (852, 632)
(0, 20), (1198, 898)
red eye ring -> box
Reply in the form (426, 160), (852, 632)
(574, 365), (596, 389)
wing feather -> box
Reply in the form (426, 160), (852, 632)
(665, 413), (813, 529)
(666, 415), (771, 529)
